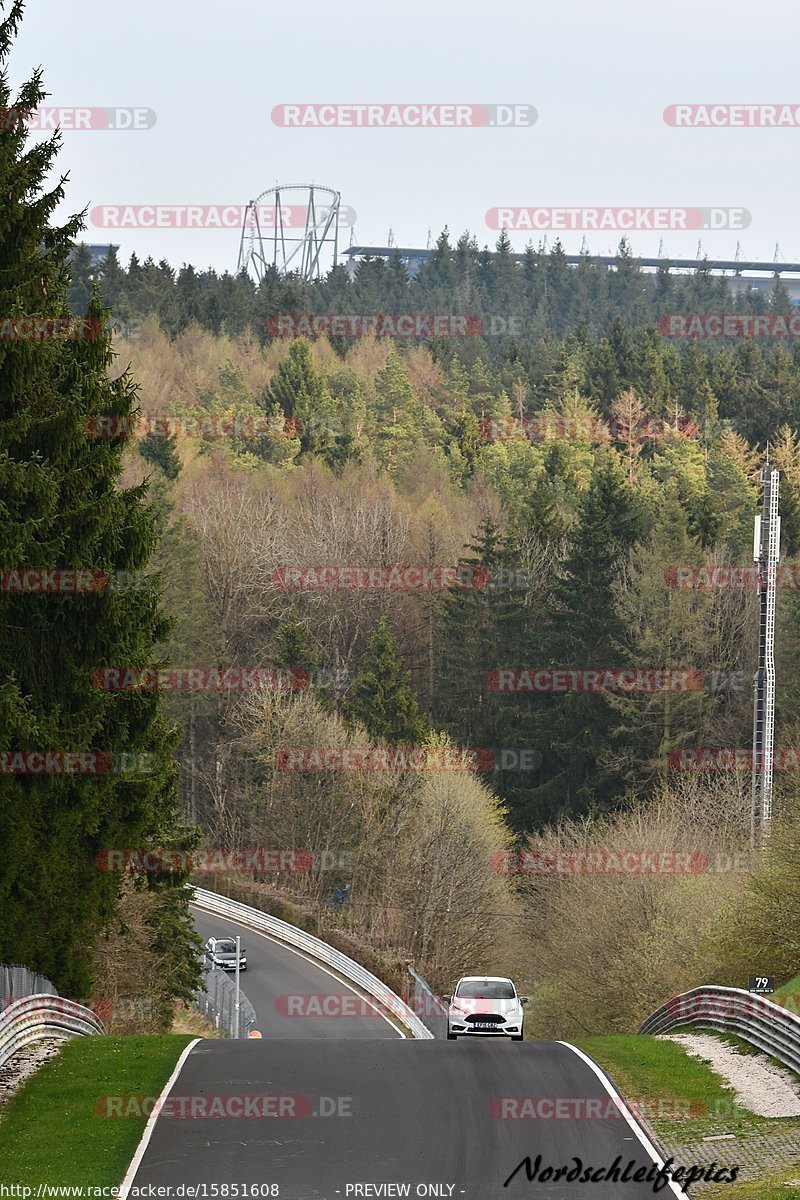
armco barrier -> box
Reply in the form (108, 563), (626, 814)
(190, 886), (433, 1039)
(639, 986), (800, 1074)
(0, 994), (105, 1069)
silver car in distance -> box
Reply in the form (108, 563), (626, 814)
(203, 935), (247, 972)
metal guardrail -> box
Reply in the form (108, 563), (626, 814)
(190, 887), (434, 1039)
(194, 967), (256, 1038)
(0, 994), (105, 1069)
(639, 986), (800, 1074)
(406, 965), (448, 1039)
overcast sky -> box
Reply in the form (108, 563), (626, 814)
(10, 0), (800, 274)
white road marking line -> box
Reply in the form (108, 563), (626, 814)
(118, 1037), (202, 1200)
(559, 1041), (689, 1198)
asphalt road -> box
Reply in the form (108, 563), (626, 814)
(192, 906), (404, 1039)
(123, 908), (686, 1197)
(129, 1039), (681, 1199)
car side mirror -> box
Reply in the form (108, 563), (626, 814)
(520, 996), (530, 1005)
(442, 995), (451, 1003)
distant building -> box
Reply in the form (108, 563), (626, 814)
(343, 245), (800, 302)
(343, 246), (429, 280)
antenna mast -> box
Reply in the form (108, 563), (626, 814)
(751, 456), (781, 846)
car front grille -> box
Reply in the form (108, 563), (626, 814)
(465, 1013), (505, 1024)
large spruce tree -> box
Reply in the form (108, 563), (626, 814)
(524, 453), (645, 822)
(0, 1), (195, 996)
(348, 616), (428, 745)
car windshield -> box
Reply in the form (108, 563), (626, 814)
(215, 940), (237, 953)
(455, 980), (515, 1000)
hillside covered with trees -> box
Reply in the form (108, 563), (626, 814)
(8, 176), (800, 1026)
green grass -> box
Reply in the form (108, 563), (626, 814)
(572, 1035), (800, 1146)
(703, 1164), (800, 1198)
(712, 1031), (768, 1058)
(709, 1030), (792, 1077)
(0, 1035), (194, 1187)
(773, 974), (800, 1017)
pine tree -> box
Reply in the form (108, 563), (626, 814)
(524, 454), (645, 822)
(772, 425), (800, 555)
(97, 245), (127, 313)
(433, 517), (529, 805)
(606, 488), (718, 788)
(373, 348), (442, 475)
(267, 337), (320, 414)
(67, 244), (95, 316)
(276, 612), (320, 681)
(140, 431), (181, 479)
(348, 616), (428, 745)
(0, 2), (198, 998)
(266, 338), (336, 455)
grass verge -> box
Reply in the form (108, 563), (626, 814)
(702, 1164), (800, 1198)
(572, 1035), (800, 1144)
(0, 1035), (194, 1186)
(171, 1003), (218, 1037)
(773, 974), (800, 1018)
(574, 1035), (743, 1144)
(573, 1035), (800, 1195)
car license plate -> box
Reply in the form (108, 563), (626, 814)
(473, 1022), (497, 1029)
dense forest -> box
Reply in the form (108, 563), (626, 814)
(69, 233), (800, 449)
(74, 242), (800, 838)
(66, 238), (800, 1027)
